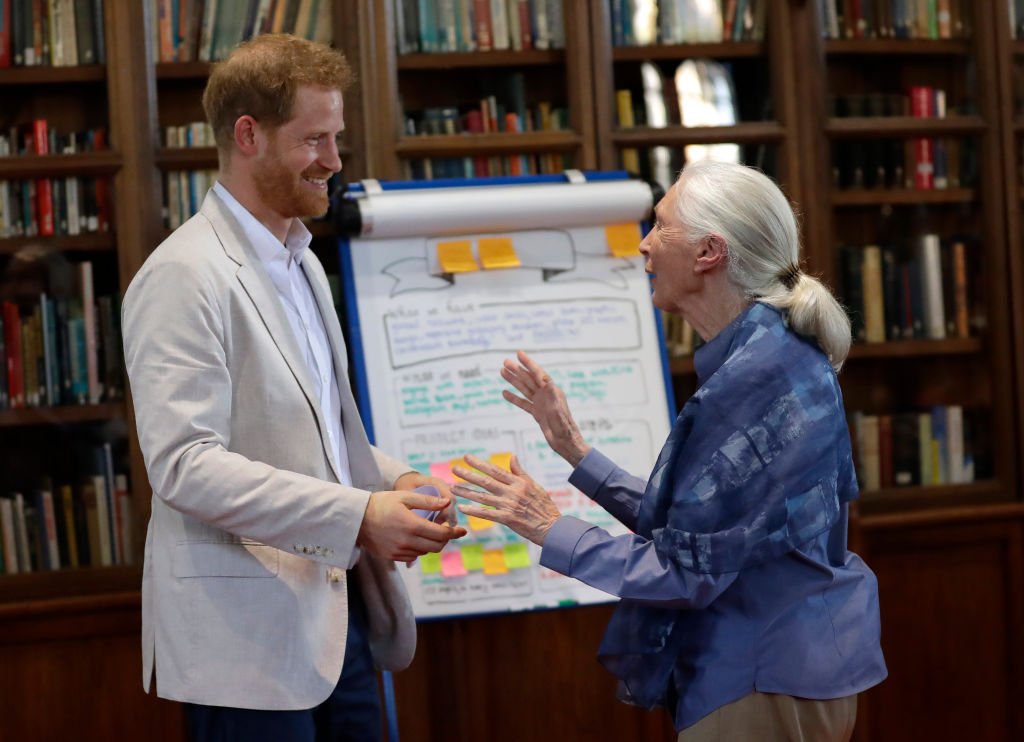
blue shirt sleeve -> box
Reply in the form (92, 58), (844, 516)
(540, 515), (739, 609)
(569, 448), (648, 532)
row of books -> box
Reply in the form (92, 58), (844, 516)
(0, 453), (131, 574)
(0, 120), (108, 158)
(0, 0), (106, 67)
(394, 0), (566, 54)
(405, 151), (572, 180)
(164, 121), (215, 148)
(841, 237), (971, 344)
(819, 0), (969, 40)
(151, 0), (332, 64)
(830, 88), (953, 118)
(662, 312), (699, 358)
(611, 0), (766, 46)
(1, 263), (123, 409)
(831, 137), (973, 191)
(164, 169), (216, 229)
(407, 99), (569, 137)
(0, 176), (112, 239)
(850, 405), (980, 491)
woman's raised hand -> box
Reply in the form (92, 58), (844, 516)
(500, 351), (591, 467)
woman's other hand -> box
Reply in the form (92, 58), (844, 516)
(501, 351), (591, 467)
(451, 454), (561, 546)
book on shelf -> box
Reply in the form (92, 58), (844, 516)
(0, 461), (131, 574)
(613, 0), (764, 45)
(3, 0), (105, 67)
(819, 0), (965, 39)
(394, 0), (565, 54)
(851, 404), (979, 491)
(840, 234), (970, 344)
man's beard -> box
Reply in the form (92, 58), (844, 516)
(252, 151), (331, 220)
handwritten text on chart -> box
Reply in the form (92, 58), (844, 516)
(395, 359), (648, 428)
(384, 298), (642, 368)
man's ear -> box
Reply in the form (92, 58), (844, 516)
(694, 234), (728, 274)
(233, 115), (261, 157)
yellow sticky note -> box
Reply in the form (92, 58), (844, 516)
(489, 452), (514, 472)
(503, 542), (531, 569)
(437, 240), (478, 273)
(483, 548), (509, 575)
(468, 514), (496, 532)
(460, 544), (484, 571)
(478, 237), (521, 269)
(605, 223), (641, 257)
(420, 552), (442, 574)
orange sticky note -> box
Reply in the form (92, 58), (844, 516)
(448, 458), (468, 482)
(437, 240), (478, 273)
(468, 514), (496, 532)
(482, 549), (509, 575)
(605, 223), (641, 257)
(441, 550), (468, 578)
(478, 237), (520, 269)
(489, 452), (514, 472)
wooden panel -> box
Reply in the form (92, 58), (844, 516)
(392, 604), (675, 741)
(859, 520), (1024, 740)
(0, 601), (185, 740)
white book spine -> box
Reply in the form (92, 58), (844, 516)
(490, 0), (510, 49)
(917, 413), (933, 486)
(13, 493), (32, 572)
(917, 234), (946, 340)
(41, 490), (60, 569)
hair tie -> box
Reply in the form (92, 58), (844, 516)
(778, 263), (801, 290)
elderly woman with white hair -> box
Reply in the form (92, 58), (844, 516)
(452, 160), (887, 741)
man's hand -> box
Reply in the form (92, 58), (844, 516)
(393, 471), (458, 526)
(357, 489), (467, 563)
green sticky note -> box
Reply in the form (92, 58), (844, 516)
(461, 544), (484, 571)
(503, 542), (531, 569)
(420, 552), (442, 574)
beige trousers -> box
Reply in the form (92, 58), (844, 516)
(678, 692), (858, 742)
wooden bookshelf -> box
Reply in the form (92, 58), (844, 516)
(612, 122), (785, 146)
(0, 233), (116, 254)
(845, 338), (983, 360)
(0, 403), (125, 428)
(824, 115), (987, 138)
(612, 41), (764, 61)
(831, 187), (976, 205)
(0, 152), (122, 178)
(0, 66), (107, 85)
(394, 131), (582, 157)
(824, 39), (971, 55)
(396, 49), (565, 69)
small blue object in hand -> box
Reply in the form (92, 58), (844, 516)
(410, 485), (442, 522)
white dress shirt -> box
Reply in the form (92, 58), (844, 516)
(213, 182), (353, 488)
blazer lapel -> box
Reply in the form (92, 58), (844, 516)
(200, 191), (336, 476)
(301, 253), (379, 490)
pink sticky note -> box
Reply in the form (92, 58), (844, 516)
(441, 550), (468, 578)
(429, 461), (455, 484)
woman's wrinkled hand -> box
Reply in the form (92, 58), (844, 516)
(451, 453), (561, 546)
(501, 351), (591, 467)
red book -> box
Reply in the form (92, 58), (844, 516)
(0, 0), (11, 67)
(32, 119), (54, 236)
(516, 0), (532, 49)
(473, 0), (493, 51)
(909, 86), (934, 189)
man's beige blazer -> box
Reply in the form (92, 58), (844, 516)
(122, 190), (415, 710)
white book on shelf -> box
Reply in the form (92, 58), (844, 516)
(490, 0), (510, 49)
(916, 234), (946, 340)
(641, 62), (673, 190)
(79, 261), (102, 404)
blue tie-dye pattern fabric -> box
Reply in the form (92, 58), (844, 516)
(596, 302), (879, 720)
